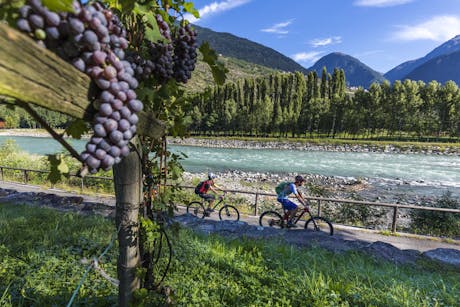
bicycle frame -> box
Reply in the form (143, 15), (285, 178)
(202, 194), (226, 210)
(283, 206), (313, 225)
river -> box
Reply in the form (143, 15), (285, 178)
(0, 135), (459, 198)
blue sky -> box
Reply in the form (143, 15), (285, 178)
(185, 0), (460, 73)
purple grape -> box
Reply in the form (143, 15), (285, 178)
(120, 106), (131, 119)
(86, 143), (96, 153)
(128, 114), (139, 125)
(100, 90), (114, 103)
(91, 137), (103, 144)
(95, 78), (110, 90)
(126, 89), (136, 100)
(17, 19), (32, 32)
(128, 99), (143, 112)
(118, 119), (130, 132)
(98, 139), (111, 151)
(80, 152), (90, 161)
(104, 118), (118, 132)
(86, 155), (101, 170)
(29, 14), (44, 29)
(72, 58), (85, 72)
(110, 111), (121, 121)
(123, 130), (133, 140)
(19, 5), (31, 18)
(109, 130), (123, 143)
(94, 123), (107, 137)
(95, 149), (107, 160)
(103, 65), (117, 79)
(45, 12), (60, 27)
(110, 99), (123, 111)
(94, 116), (108, 124)
(120, 145), (130, 157)
(108, 146), (121, 157)
(99, 103), (113, 116)
(92, 50), (107, 65)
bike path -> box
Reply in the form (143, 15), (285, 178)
(1, 180), (459, 253)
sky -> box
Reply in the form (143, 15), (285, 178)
(185, 0), (460, 73)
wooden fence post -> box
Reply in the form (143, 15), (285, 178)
(23, 169), (28, 184)
(317, 200), (321, 216)
(0, 167), (3, 181)
(391, 206), (398, 232)
(254, 192), (259, 216)
(80, 177), (84, 193)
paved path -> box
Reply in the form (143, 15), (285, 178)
(1, 180), (459, 254)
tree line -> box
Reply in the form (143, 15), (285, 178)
(187, 68), (460, 140)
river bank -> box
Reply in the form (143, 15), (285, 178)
(170, 137), (460, 155)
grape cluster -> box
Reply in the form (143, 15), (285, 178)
(16, 0), (143, 173)
(173, 24), (197, 83)
(127, 14), (197, 84)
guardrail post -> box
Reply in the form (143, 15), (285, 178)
(0, 167), (3, 181)
(317, 200), (321, 216)
(254, 192), (259, 216)
(81, 177), (84, 193)
(391, 206), (398, 232)
(23, 170), (28, 184)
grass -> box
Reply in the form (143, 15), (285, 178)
(1, 203), (459, 306)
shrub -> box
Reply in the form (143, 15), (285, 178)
(410, 192), (460, 237)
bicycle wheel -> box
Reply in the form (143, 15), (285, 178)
(305, 217), (333, 235)
(259, 211), (284, 229)
(218, 205), (240, 222)
(186, 201), (205, 218)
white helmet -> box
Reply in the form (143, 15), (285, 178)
(208, 172), (217, 180)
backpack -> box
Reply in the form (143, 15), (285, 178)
(194, 181), (208, 194)
(275, 182), (289, 196)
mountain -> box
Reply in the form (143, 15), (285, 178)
(384, 35), (460, 82)
(308, 52), (385, 88)
(194, 25), (308, 74)
(403, 50), (460, 84)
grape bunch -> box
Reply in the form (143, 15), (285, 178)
(16, 0), (143, 173)
(126, 14), (197, 84)
(172, 24), (198, 83)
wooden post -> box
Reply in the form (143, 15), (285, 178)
(113, 139), (142, 307)
(23, 169), (28, 184)
(80, 177), (84, 193)
(391, 206), (398, 232)
(317, 200), (321, 216)
(254, 192), (259, 216)
(0, 167), (3, 181)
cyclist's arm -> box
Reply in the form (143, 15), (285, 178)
(209, 184), (224, 193)
(295, 192), (308, 207)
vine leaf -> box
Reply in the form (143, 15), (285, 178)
(42, 0), (74, 12)
(183, 2), (199, 18)
(47, 154), (69, 184)
(199, 42), (228, 85)
(65, 119), (90, 139)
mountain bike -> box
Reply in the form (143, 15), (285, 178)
(186, 192), (240, 221)
(259, 203), (333, 235)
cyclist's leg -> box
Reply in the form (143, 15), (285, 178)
(201, 193), (215, 210)
(280, 199), (298, 224)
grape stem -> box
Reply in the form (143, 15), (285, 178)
(17, 100), (86, 165)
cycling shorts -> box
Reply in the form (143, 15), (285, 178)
(277, 198), (298, 210)
(199, 193), (215, 201)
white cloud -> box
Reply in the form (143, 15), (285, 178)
(261, 20), (294, 35)
(185, 0), (251, 23)
(310, 36), (342, 47)
(354, 0), (414, 7)
(292, 51), (323, 63)
(392, 15), (460, 41)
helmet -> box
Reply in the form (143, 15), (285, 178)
(208, 172), (217, 180)
(295, 175), (305, 183)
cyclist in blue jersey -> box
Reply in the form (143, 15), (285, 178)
(276, 175), (308, 228)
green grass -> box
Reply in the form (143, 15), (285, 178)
(1, 203), (459, 306)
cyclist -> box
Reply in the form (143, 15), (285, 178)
(276, 175), (308, 228)
(195, 172), (225, 215)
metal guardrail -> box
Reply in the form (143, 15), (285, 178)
(0, 166), (459, 232)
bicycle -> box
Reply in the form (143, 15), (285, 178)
(186, 192), (240, 222)
(259, 203), (333, 235)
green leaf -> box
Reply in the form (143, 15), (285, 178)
(199, 42), (228, 85)
(42, 0), (74, 13)
(142, 11), (163, 42)
(65, 119), (89, 139)
(47, 154), (69, 184)
(183, 2), (200, 18)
